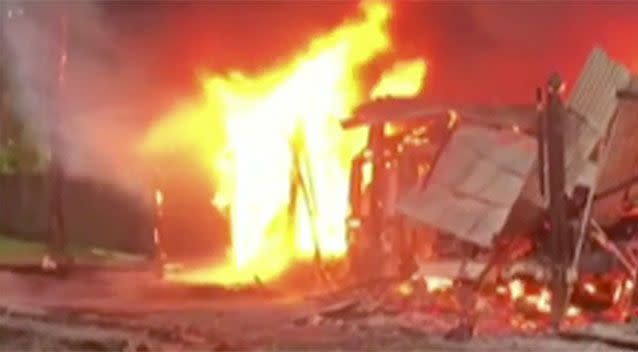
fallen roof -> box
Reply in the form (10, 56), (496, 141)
(397, 124), (537, 248)
(397, 47), (633, 248)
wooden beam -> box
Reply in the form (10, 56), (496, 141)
(544, 73), (571, 331)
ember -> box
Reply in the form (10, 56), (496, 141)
(140, 1), (428, 285)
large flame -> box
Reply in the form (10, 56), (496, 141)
(140, 1), (427, 285)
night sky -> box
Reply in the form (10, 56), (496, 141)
(100, 1), (638, 106)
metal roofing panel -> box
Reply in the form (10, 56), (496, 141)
(481, 171), (524, 205)
(457, 161), (497, 196)
(396, 125), (537, 247)
(524, 48), (631, 206)
(593, 101), (638, 225)
(565, 48), (630, 184)
(569, 48), (631, 136)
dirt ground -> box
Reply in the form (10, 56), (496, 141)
(0, 268), (637, 352)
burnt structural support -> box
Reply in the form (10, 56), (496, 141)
(541, 73), (571, 330)
(364, 124), (385, 277)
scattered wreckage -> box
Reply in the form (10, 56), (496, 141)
(343, 47), (638, 333)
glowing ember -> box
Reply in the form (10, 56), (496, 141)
(397, 282), (414, 296)
(508, 279), (525, 300)
(528, 289), (551, 314)
(495, 285), (508, 296)
(423, 276), (453, 293)
(566, 305), (582, 318)
(140, 1), (427, 285)
(625, 279), (634, 291)
(583, 282), (597, 295)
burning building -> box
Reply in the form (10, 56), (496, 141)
(340, 47), (638, 330)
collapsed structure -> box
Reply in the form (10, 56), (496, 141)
(343, 47), (638, 329)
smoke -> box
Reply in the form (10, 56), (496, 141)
(1, 1), (158, 199)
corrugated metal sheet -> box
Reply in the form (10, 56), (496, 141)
(524, 48), (631, 206)
(397, 125), (537, 248)
(593, 101), (638, 225)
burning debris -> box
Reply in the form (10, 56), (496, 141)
(336, 47), (638, 338)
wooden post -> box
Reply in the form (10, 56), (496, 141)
(536, 87), (546, 198)
(366, 124), (384, 276)
(543, 73), (570, 331)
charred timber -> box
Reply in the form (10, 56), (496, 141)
(543, 73), (571, 331)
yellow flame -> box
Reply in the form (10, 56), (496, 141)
(371, 59), (427, 99)
(139, 2), (428, 286)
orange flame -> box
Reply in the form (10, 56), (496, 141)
(140, 1), (427, 285)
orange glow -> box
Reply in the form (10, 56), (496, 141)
(139, 1), (427, 285)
